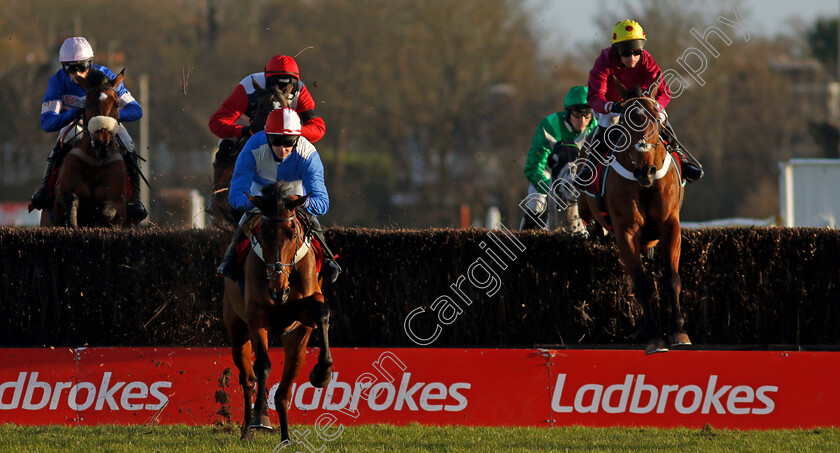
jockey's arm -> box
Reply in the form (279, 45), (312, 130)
(209, 84), (249, 139)
(296, 85), (325, 143)
(117, 100), (143, 123)
(523, 119), (554, 195)
(40, 73), (78, 132)
(301, 150), (329, 216)
(40, 104), (79, 133)
(587, 63), (611, 115)
(228, 139), (260, 211)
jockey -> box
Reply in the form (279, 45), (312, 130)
(575, 20), (703, 191)
(208, 55), (325, 162)
(218, 107), (341, 284)
(32, 36), (147, 222)
(521, 86), (597, 230)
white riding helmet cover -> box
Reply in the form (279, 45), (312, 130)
(59, 37), (94, 63)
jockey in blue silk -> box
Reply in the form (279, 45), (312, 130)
(32, 37), (147, 222)
(218, 107), (341, 283)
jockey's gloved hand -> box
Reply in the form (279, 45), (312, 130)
(240, 125), (252, 138)
(609, 101), (624, 114)
(73, 108), (85, 120)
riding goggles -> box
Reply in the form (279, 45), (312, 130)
(570, 110), (593, 120)
(267, 134), (299, 148)
(617, 49), (643, 58)
(63, 61), (92, 74)
(267, 76), (296, 90)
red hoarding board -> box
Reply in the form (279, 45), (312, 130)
(546, 349), (840, 429)
(0, 348), (837, 429)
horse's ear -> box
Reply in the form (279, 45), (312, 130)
(246, 192), (268, 213)
(543, 128), (557, 148)
(252, 76), (264, 92)
(113, 69), (125, 88)
(648, 73), (661, 100)
(285, 194), (309, 211)
(611, 75), (630, 100)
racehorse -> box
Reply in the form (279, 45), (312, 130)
(580, 81), (690, 354)
(52, 69), (129, 228)
(222, 181), (333, 441)
(209, 79), (291, 229)
(544, 136), (588, 233)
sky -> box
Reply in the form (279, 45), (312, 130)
(524, 0), (839, 55)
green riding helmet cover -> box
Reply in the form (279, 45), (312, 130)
(564, 86), (591, 112)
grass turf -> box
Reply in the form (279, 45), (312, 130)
(0, 424), (837, 452)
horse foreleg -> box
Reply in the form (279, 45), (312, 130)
(225, 314), (255, 434)
(661, 220), (690, 346)
(308, 299), (333, 388)
(248, 320), (272, 430)
(275, 325), (312, 442)
(616, 229), (665, 354)
(61, 193), (79, 227)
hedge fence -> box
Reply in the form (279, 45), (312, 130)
(0, 226), (838, 348)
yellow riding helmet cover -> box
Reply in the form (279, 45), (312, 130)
(611, 20), (646, 47)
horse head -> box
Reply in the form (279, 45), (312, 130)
(80, 69), (124, 161)
(612, 79), (667, 188)
(249, 77), (291, 133)
(247, 181), (309, 305)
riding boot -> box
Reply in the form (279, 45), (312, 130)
(217, 211), (256, 278)
(123, 153), (148, 223)
(31, 142), (72, 210)
(672, 147), (703, 182)
(299, 209), (341, 284)
(574, 126), (605, 192)
(660, 127), (703, 182)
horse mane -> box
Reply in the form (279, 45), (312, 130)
(84, 69), (111, 88)
(258, 181), (297, 217)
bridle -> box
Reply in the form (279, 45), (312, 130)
(608, 95), (674, 183)
(260, 213), (302, 282)
(619, 96), (662, 165)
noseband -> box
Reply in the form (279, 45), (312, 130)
(85, 86), (121, 156)
(260, 214), (300, 281)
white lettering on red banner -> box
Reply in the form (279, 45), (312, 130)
(0, 348), (837, 429)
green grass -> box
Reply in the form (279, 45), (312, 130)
(0, 424), (837, 452)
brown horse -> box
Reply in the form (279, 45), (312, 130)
(581, 81), (690, 354)
(209, 79), (291, 229)
(222, 181), (333, 441)
(51, 69), (128, 228)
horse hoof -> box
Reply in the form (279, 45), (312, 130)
(248, 414), (272, 430)
(309, 363), (333, 388)
(669, 333), (691, 346)
(645, 338), (669, 355)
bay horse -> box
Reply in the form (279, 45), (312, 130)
(580, 81), (690, 354)
(209, 79), (291, 229)
(52, 69), (128, 228)
(222, 181), (333, 441)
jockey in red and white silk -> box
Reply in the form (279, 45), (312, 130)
(209, 55), (325, 143)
